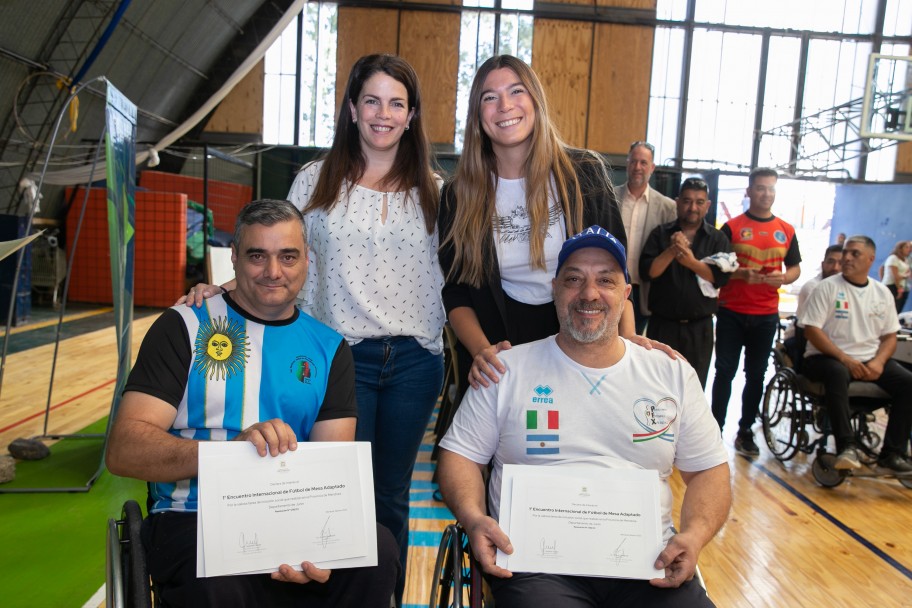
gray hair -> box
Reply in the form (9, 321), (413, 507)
(845, 234), (876, 253)
(233, 199), (306, 246)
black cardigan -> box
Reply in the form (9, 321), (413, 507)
(437, 149), (626, 378)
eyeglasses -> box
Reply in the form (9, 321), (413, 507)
(680, 177), (708, 191)
(629, 141), (655, 153)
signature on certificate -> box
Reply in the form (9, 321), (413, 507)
(611, 537), (629, 566)
(238, 532), (263, 554)
(539, 537), (559, 558)
(319, 516), (336, 549)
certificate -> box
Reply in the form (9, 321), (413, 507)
(496, 465), (664, 580)
(196, 441), (377, 577)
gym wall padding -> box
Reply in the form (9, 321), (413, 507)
(831, 183), (912, 311)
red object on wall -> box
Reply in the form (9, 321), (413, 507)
(65, 187), (187, 308)
(139, 171), (252, 233)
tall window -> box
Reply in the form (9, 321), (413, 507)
(455, 0), (533, 151)
(263, 4), (337, 146)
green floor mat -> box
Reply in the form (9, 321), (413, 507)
(0, 418), (146, 607)
(2, 418), (108, 491)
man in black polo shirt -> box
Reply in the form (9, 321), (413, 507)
(640, 178), (733, 387)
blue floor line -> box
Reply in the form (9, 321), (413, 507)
(410, 529), (444, 547)
(410, 506), (453, 520)
(748, 455), (912, 580)
(409, 479), (438, 490)
(417, 444), (434, 452)
(413, 461), (436, 472)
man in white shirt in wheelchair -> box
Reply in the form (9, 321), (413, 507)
(800, 234), (912, 473)
(438, 226), (731, 608)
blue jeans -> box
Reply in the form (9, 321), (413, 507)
(351, 337), (443, 604)
(711, 307), (779, 436)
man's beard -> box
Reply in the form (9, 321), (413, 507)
(558, 300), (611, 343)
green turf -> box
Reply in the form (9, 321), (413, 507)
(0, 419), (147, 607)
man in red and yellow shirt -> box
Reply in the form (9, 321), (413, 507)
(711, 168), (801, 456)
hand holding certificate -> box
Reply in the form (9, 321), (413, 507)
(196, 441), (377, 578)
(496, 465), (664, 580)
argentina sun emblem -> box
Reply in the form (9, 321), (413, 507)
(193, 316), (249, 380)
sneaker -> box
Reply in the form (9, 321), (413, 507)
(734, 434), (760, 457)
(876, 453), (912, 476)
(834, 447), (861, 470)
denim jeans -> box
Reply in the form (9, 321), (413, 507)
(351, 337), (443, 604)
(711, 307), (779, 436)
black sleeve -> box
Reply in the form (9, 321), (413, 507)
(709, 231), (734, 288)
(123, 309), (192, 408)
(315, 340), (358, 422)
(576, 150), (627, 250)
(721, 223), (732, 241)
(639, 224), (666, 280)
(785, 232), (802, 267)
(437, 180), (476, 315)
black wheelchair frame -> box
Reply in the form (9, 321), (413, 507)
(105, 499), (154, 608)
(429, 523), (485, 608)
(761, 325), (912, 489)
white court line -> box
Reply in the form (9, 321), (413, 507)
(82, 584), (105, 608)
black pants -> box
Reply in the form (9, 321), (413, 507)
(803, 355), (912, 455)
(142, 511), (400, 608)
(646, 315), (714, 388)
(887, 283), (909, 314)
(487, 572), (714, 608)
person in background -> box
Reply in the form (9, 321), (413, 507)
(438, 55), (670, 397)
(640, 177), (733, 387)
(711, 167), (801, 457)
(617, 141), (677, 334)
(800, 235), (912, 473)
(180, 55), (444, 605)
(795, 244), (843, 322)
(882, 240), (911, 313)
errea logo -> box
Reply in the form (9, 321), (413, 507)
(532, 385), (554, 403)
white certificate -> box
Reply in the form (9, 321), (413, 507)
(497, 465), (664, 580)
(196, 441), (377, 577)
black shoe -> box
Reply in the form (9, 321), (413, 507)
(876, 453), (912, 476)
(734, 434), (760, 457)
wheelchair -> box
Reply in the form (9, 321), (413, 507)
(429, 523), (486, 608)
(761, 323), (912, 489)
(106, 499), (155, 608)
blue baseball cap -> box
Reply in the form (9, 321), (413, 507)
(555, 225), (629, 283)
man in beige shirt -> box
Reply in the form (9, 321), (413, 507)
(617, 141), (676, 334)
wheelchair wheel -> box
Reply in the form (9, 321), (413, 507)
(762, 369), (803, 461)
(430, 524), (482, 608)
(812, 453), (848, 488)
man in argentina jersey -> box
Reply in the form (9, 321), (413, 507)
(106, 200), (397, 608)
(438, 226), (730, 608)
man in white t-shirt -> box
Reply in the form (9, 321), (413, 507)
(800, 235), (912, 474)
(795, 244), (843, 322)
(438, 226), (731, 608)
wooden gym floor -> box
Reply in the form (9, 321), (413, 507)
(0, 305), (909, 607)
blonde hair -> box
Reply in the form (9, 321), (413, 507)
(442, 55), (596, 287)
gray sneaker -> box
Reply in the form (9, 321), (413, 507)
(734, 434), (760, 457)
(834, 447), (861, 470)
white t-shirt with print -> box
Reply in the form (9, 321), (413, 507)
(801, 274), (899, 360)
(439, 336), (727, 540)
(286, 161), (445, 354)
(493, 176), (566, 305)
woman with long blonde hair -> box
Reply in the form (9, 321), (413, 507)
(438, 55), (640, 391)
